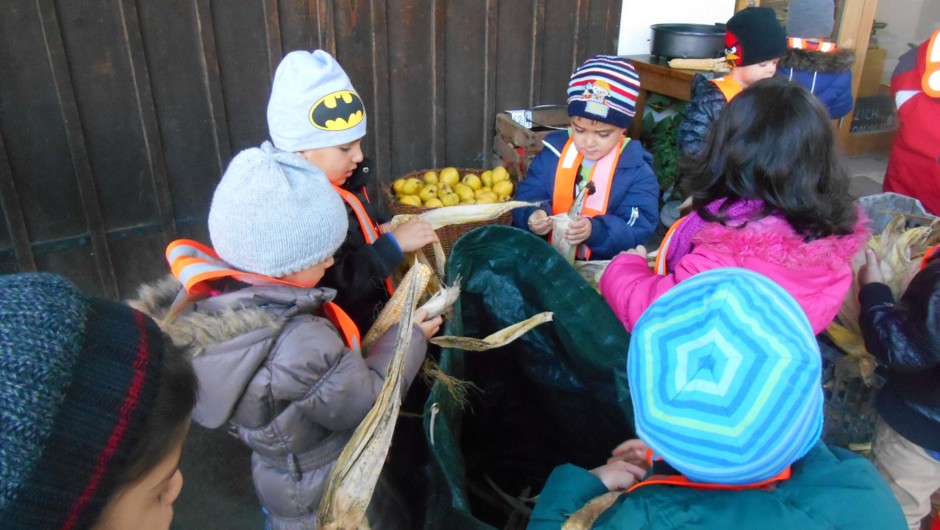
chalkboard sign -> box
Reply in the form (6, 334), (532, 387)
(850, 95), (897, 133)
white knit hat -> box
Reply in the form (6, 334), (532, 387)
(267, 50), (368, 152)
(208, 143), (348, 277)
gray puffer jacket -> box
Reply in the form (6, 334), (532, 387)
(130, 276), (427, 529)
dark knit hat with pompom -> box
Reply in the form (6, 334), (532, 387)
(0, 273), (165, 530)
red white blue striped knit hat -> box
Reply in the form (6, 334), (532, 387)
(566, 55), (640, 129)
(628, 268), (823, 485)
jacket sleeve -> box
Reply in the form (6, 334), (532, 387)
(825, 70), (855, 119)
(677, 75), (725, 156)
(858, 269), (940, 372)
(268, 318), (425, 432)
(599, 248), (732, 331)
(527, 464), (610, 529)
(512, 141), (558, 229)
(584, 146), (660, 258)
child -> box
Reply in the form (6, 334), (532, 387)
(601, 78), (867, 334)
(267, 49), (439, 331)
(677, 7), (787, 156)
(858, 245), (940, 529)
(511, 55), (659, 260)
(776, 0), (855, 119)
(130, 146), (441, 529)
(530, 268), (906, 529)
(0, 272), (197, 530)
(883, 30), (940, 216)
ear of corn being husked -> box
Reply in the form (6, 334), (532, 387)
(362, 260), (433, 349)
(430, 311), (554, 351)
(316, 261), (423, 530)
(389, 200), (538, 231)
(828, 214), (940, 384)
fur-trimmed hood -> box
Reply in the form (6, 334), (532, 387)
(779, 47), (855, 72)
(693, 214), (869, 272)
(128, 274), (332, 356)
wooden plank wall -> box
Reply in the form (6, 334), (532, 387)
(0, 0), (621, 299)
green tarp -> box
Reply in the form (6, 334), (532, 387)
(421, 225), (634, 528)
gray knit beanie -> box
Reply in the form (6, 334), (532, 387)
(786, 0), (835, 38)
(208, 144), (348, 277)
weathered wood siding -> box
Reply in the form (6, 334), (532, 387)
(0, 0), (621, 299)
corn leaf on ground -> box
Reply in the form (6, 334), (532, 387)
(430, 311), (553, 351)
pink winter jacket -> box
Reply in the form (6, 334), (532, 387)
(599, 214), (869, 334)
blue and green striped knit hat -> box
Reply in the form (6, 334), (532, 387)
(0, 273), (165, 529)
(628, 268), (823, 485)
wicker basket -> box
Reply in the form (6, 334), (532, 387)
(383, 168), (516, 262)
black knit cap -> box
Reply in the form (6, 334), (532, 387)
(0, 273), (165, 530)
(725, 7), (788, 67)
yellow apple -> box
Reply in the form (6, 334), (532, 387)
(399, 194), (422, 207)
(423, 171), (439, 184)
(492, 165), (510, 183)
(418, 184), (439, 203)
(493, 180), (514, 197)
(480, 170), (493, 187)
(393, 178), (407, 196)
(424, 197), (444, 208)
(440, 192), (460, 206)
(454, 183), (475, 201)
(402, 177), (423, 196)
(462, 173), (482, 191)
(439, 167), (460, 187)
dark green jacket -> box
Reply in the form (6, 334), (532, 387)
(528, 443), (905, 529)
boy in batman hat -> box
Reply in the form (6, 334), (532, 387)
(267, 50), (439, 332)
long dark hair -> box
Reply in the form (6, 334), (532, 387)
(679, 77), (857, 240)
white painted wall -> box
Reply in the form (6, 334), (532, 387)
(875, 0), (938, 85)
(617, 0), (736, 56)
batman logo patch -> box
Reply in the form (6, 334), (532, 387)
(309, 90), (366, 131)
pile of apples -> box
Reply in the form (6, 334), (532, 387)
(392, 166), (514, 208)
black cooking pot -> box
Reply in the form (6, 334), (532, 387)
(650, 23), (726, 59)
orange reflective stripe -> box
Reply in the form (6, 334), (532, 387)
(788, 37), (838, 53)
(654, 215), (689, 275)
(333, 185), (380, 243)
(627, 466), (791, 493)
(322, 301), (362, 350)
(711, 76), (744, 101)
(167, 240), (297, 296)
(923, 29), (940, 97)
(332, 185), (395, 296)
(922, 245), (940, 270)
(552, 137), (582, 215)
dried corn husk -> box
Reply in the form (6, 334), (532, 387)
(363, 260), (432, 349)
(417, 277), (461, 319)
(389, 201), (538, 231)
(430, 311), (553, 351)
(316, 262), (422, 529)
(668, 57), (729, 73)
(550, 215), (577, 265)
(829, 214), (940, 384)
(562, 491), (625, 530)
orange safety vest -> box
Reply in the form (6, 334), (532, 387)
(924, 29), (940, 98)
(626, 449), (791, 494)
(653, 214), (689, 275)
(552, 136), (627, 259)
(332, 184), (395, 295)
(166, 239), (362, 349)
(710, 75), (745, 102)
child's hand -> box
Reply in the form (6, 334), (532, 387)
(527, 210), (553, 235)
(391, 218), (439, 252)
(608, 439), (650, 468)
(565, 216), (592, 245)
(589, 460), (647, 491)
(623, 245), (647, 259)
(413, 308), (443, 339)
(858, 248), (885, 286)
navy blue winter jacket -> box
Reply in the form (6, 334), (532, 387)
(777, 47), (855, 119)
(858, 253), (940, 451)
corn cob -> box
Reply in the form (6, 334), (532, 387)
(317, 265), (422, 529)
(668, 57), (729, 73)
(550, 215), (577, 265)
(362, 260), (432, 349)
(430, 311), (553, 351)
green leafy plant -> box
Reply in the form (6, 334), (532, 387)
(640, 94), (687, 202)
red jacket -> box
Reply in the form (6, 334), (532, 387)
(884, 31), (940, 215)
